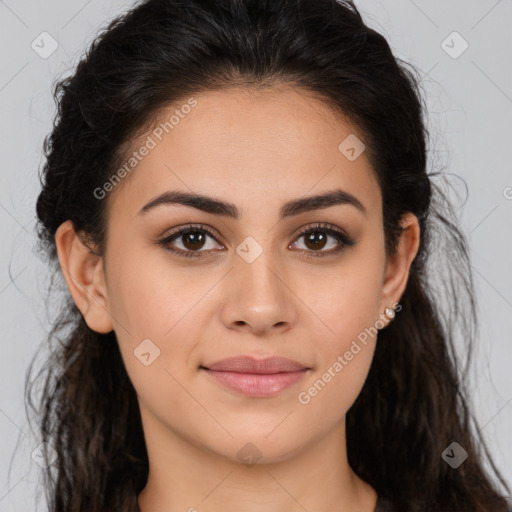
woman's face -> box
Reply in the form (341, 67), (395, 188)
(59, 85), (418, 464)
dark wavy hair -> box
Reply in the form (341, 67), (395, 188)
(23, 0), (511, 511)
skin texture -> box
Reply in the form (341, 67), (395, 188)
(55, 85), (420, 512)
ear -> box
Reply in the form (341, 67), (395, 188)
(54, 220), (114, 334)
(380, 212), (421, 324)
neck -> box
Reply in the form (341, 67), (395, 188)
(137, 408), (377, 512)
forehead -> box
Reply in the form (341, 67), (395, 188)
(106, 85), (382, 222)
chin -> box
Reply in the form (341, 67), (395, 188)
(203, 430), (309, 467)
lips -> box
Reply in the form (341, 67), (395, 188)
(203, 355), (308, 373)
(201, 356), (309, 397)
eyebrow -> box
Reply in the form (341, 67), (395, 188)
(138, 188), (366, 219)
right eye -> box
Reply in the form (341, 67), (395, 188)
(158, 224), (225, 258)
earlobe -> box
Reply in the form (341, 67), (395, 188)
(54, 220), (114, 334)
(380, 212), (421, 314)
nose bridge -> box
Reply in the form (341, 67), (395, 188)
(220, 236), (296, 332)
(246, 252), (283, 295)
(235, 238), (288, 304)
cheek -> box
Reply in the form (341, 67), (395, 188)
(305, 260), (383, 340)
(108, 265), (203, 422)
(294, 260), (383, 413)
(295, 339), (376, 436)
(107, 249), (213, 340)
(105, 255), (210, 392)
(297, 283), (381, 424)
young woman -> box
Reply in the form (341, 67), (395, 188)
(27, 0), (511, 511)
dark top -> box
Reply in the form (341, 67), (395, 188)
(373, 494), (512, 512)
(374, 494), (394, 511)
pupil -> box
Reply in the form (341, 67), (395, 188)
(306, 231), (326, 250)
(184, 231), (205, 250)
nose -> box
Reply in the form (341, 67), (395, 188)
(219, 249), (298, 337)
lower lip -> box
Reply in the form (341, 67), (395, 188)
(202, 369), (308, 397)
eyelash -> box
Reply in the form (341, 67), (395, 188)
(157, 222), (355, 260)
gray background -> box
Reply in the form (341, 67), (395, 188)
(0, 1), (511, 510)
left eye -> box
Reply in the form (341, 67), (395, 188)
(289, 223), (355, 258)
(158, 222), (354, 259)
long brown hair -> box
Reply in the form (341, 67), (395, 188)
(25, 0), (511, 510)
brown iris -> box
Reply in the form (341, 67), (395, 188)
(303, 231), (328, 251)
(181, 231), (206, 251)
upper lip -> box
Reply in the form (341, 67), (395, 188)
(202, 356), (309, 374)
